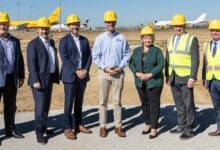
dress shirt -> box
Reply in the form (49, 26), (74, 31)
(71, 33), (82, 69)
(39, 36), (55, 73)
(92, 31), (130, 70)
(173, 35), (182, 50)
(0, 36), (15, 73)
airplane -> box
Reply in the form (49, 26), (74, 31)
(50, 19), (90, 31)
(9, 7), (61, 30)
(154, 13), (207, 28)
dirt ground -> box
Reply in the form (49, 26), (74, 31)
(0, 29), (213, 113)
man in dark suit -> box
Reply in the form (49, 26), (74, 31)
(202, 20), (220, 136)
(59, 14), (92, 140)
(0, 12), (25, 139)
(27, 17), (59, 144)
(165, 14), (199, 140)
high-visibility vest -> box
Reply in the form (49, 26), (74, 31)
(167, 33), (194, 77)
(204, 42), (220, 80)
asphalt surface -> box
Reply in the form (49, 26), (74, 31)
(0, 104), (219, 150)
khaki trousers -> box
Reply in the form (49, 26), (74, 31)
(98, 69), (124, 128)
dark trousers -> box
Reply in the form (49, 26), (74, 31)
(209, 80), (220, 130)
(136, 85), (162, 129)
(63, 78), (87, 130)
(31, 75), (53, 137)
(171, 82), (195, 133)
(0, 73), (17, 134)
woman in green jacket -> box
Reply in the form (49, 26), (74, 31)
(129, 26), (164, 139)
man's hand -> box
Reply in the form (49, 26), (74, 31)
(76, 69), (86, 79)
(187, 79), (195, 88)
(166, 77), (170, 85)
(203, 80), (208, 89)
(114, 67), (122, 73)
(33, 82), (41, 89)
(104, 67), (117, 75)
(18, 79), (24, 88)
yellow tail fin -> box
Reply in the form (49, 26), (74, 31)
(48, 7), (61, 25)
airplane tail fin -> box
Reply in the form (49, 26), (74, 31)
(83, 19), (89, 26)
(48, 7), (62, 25)
(81, 19), (89, 28)
(195, 13), (207, 22)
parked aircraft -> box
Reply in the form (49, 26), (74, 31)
(50, 19), (89, 31)
(9, 7), (61, 30)
(154, 13), (207, 28)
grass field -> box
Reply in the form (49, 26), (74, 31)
(0, 28), (213, 113)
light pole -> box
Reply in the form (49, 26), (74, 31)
(36, 8), (39, 18)
(30, 6), (32, 20)
(17, 2), (20, 20)
(59, 0), (61, 30)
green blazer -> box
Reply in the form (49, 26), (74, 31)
(129, 45), (164, 89)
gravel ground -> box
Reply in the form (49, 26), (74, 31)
(0, 104), (219, 150)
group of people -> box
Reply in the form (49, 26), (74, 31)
(0, 9), (220, 145)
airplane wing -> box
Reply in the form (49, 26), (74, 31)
(10, 21), (29, 28)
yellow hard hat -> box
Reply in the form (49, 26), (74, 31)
(0, 12), (10, 23)
(172, 14), (186, 25)
(209, 19), (220, 30)
(36, 17), (50, 28)
(141, 26), (154, 36)
(103, 10), (117, 22)
(66, 14), (80, 25)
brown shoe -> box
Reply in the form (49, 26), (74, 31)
(64, 129), (76, 140)
(99, 127), (107, 137)
(115, 127), (126, 137)
(208, 130), (220, 136)
(76, 125), (92, 134)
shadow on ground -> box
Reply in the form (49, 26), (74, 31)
(0, 105), (216, 143)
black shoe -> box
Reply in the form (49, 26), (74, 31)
(170, 128), (184, 134)
(179, 132), (195, 140)
(6, 130), (24, 139)
(45, 129), (54, 135)
(37, 136), (47, 145)
(142, 128), (151, 135)
(149, 133), (157, 139)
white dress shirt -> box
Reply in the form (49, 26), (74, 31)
(39, 36), (56, 73)
(71, 33), (82, 69)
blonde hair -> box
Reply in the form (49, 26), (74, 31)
(141, 34), (155, 43)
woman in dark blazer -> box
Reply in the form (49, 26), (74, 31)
(129, 26), (164, 139)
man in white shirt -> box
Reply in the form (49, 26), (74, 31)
(59, 14), (92, 140)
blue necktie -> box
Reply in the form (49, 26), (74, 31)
(212, 41), (217, 57)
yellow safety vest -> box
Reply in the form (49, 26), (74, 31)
(167, 33), (194, 77)
(204, 42), (220, 80)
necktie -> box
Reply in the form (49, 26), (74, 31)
(174, 36), (180, 51)
(212, 41), (217, 57)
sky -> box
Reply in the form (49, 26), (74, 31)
(0, 0), (220, 27)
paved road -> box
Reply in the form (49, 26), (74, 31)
(0, 104), (219, 150)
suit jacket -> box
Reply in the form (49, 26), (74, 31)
(165, 34), (200, 84)
(27, 36), (59, 89)
(129, 45), (164, 89)
(59, 33), (92, 83)
(0, 35), (25, 87)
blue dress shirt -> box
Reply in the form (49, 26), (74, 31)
(0, 36), (15, 73)
(92, 31), (130, 70)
